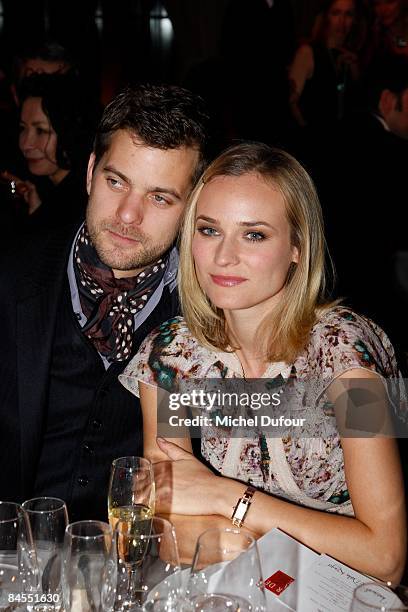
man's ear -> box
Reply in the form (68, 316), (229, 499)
(379, 89), (396, 119)
(86, 153), (96, 195)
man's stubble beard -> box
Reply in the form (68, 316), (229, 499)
(87, 218), (174, 272)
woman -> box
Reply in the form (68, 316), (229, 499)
(1, 71), (95, 231)
(288, 0), (367, 127)
(120, 142), (406, 584)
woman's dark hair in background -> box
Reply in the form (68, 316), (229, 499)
(17, 71), (98, 171)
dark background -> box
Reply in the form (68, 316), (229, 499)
(0, 0), (321, 103)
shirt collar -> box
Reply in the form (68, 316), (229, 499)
(67, 223), (179, 368)
(373, 112), (391, 132)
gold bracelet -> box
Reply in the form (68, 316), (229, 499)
(231, 485), (256, 528)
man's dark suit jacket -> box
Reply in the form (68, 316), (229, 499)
(0, 225), (179, 520)
(324, 113), (407, 354)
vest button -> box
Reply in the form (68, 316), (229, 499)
(83, 443), (94, 455)
(92, 419), (102, 430)
(77, 476), (89, 487)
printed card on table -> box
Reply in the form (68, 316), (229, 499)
(256, 528), (319, 610)
(298, 554), (397, 612)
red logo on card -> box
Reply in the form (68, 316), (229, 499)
(264, 570), (295, 596)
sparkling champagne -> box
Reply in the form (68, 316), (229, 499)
(109, 504), (153, 566)
(109, 503), (153, 531)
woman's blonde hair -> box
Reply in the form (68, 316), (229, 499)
(179, 142), (336, 364)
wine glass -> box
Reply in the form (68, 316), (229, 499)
(186, 527), (266, 611)
(108, 457), (155, 531)
(114, 516), (186, 611)
(108, 457), (155, 611)
(0, 501), (36, 608)
(351, 581), (408, 611)
(61, 520), (117, 612)
(22, 497), (69, 611)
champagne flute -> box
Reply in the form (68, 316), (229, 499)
(186, 527), (266, 611)
(0, 501), (36, 608)
(351, 581), (408, 611)
(108, 457), (155, 611)
(108, 457), (155, 532)
(114, 517), (186, 611)
(22, 497), (69, 611)
(61, 520), (117, 612)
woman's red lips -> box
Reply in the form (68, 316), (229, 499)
(210, 275), (247, 287)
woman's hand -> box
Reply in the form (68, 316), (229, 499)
(337, 48), (360, 79)
(152, 437), (225, 516)
(0, 170), (41, 214)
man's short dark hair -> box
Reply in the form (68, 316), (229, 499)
(93, 84), (210, 185)
(365, 55), (408, 110)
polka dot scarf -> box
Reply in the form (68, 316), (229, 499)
(74, 224), (167, 362)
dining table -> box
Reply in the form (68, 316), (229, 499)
(0, 510), (402, 611)
(160, 512), (403, 612)
(163, 512), (261, 565)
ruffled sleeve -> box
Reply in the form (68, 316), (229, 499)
(305, 307), (400, 380)
(119, 316), (197, 397)
(297, 307), (407, 427)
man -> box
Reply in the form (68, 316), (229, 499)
(0, 83), (208, 521)
(12, 40), (74, 83)
(319, 55), (408, 360)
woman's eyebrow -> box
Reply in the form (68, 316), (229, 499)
(238, 221), (275, 228)
(22, 120), (50, 127)
(196, 215), (275, 230)
(196, 215), (218, 223)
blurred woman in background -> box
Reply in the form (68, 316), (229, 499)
(288, 0), (368, 128)
(1, 71), (96, 233)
